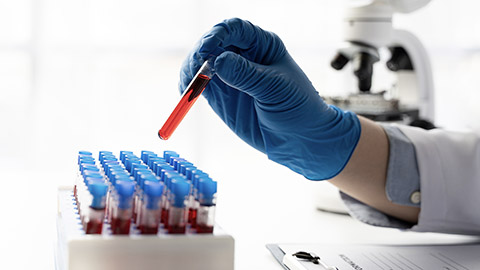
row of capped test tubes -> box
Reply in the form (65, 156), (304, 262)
(75, 150), (218, 235)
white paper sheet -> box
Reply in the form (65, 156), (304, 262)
(279, 243), (480, 270)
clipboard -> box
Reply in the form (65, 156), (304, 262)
(267, 242), (480, 270)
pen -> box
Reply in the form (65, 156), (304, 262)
(283, 251), (338, 270)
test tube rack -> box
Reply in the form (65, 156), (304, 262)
(54, 150), (234, 270)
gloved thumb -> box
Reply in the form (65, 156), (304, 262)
(214, 51), (273, 101)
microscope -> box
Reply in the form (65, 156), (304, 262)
(316, 0), (435, 215)
(326, 0), (435, 128)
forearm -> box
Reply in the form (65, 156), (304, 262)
(328, 116), (420, 224)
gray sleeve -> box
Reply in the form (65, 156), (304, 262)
(340, 124), (421, 229)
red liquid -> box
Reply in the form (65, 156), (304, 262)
(85, 220), (103, 234)
(196, 224), (214, 234)
(132, 199), (137, 221)
(161, 207), (169, 225)
(139, 225), (158, 235)
(167, 224), (186, 234)
(111, 218), (131, 235)
(158, 74), (211, 140)
(188, 208), (197, 227)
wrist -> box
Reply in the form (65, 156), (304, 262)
(266, 106), (361, 180)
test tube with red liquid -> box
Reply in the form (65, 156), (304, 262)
(188, 170), (208, 227)
(76, 151), (95, 200)
(158, 59), (214, 140)
(195, 178), (217, 233)
(166, 179), (190, 234)
(84, 182), (108, 234)
(160, 172), (177, 224)
(138, 181), (163, 234)
(110, 181), (135, 235)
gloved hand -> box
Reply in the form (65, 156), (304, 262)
(179, 18), (361, 180)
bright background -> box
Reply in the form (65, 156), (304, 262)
(1, 0), (480, 269)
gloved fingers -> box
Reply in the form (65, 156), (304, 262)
(198, 18), (286, 65)
(214, 51), (283, 103)
(180, 18), (285, 94)
(201, 76), (267, 153)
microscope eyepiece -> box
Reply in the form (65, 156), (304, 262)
(330, 53), (349, 70)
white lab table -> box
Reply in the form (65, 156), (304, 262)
(1, 160), (479, 270)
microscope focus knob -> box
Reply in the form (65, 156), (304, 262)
(353, 52), (378, 92)
(387, 46), (413, 71)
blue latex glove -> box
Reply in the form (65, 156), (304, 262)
(179, 18), (361, 180)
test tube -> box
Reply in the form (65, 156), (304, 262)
(76, 162), (97, 200)
(135, 173), (158, 226)
(196, 179), (217, 233)
(84, 182), (108, 234)
(158, 59), (214, 140)
(166, 179), (190, 234)
(78, 171), (103, 216)
(111, 181), (135, 235)
(107, 172), (131, 222)
(160, 173), (183, 225)
(139, 181), (164, 234)
(188, 171), (209, 226)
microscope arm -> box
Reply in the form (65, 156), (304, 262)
(391, 29), (435, 121)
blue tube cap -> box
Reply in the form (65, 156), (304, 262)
(132, 164), (149, 178)
(105, 164), (124, 179)
(147, 157), (163, 170)
(187, 169), (208, 182)
(79, 151), (92, 156)
(141, 151), (155, 163)
(193, 171), (210, 187)
(157, 165), (174, 180)
(125, 157), (141, 173)
(144, 181), (164, 209)
(101, 157), (117, 167)
(85, 176), (104, 185)
(175, 161), (191, 172)
(80, 164), (99, 173)
(110, 172), (131, 186)
(180, 164), (196, 176)
(116, 181), (135, 209)
(140, 174), (159, 189)
(120, 151), (134, 163)
(146, 154), (159, 166)
(198, 179), (217, 203)
(134, 169), (152, 183)
(164, 173), (184, 189)
(152, 160), (168, 176)
(199, 178), (217, 194)
(163, 151), (179, 163)
(88, 182), (108, 209)
(78, 156), (95, 165)
(82, 170), (102, 181)
(98, 151), (113, 161)
(145, 181), (164, 197)
(169, 156), (185, 167)
(122, 153), (138, 165)
(170, 179), (190, 208)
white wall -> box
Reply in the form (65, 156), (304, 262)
(1, 0), (480, 269)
